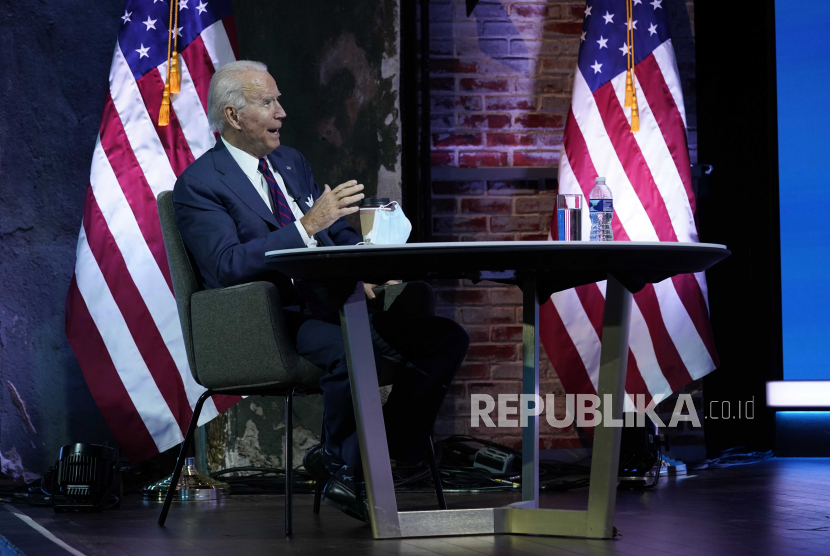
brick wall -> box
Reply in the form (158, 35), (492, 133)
(425, 0), (700, 451)
(428, 0), (580, 169)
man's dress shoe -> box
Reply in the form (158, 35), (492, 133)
(322, 465), (369, 523)
(304, 445), (369, 523)
(303, 444), (344, 485)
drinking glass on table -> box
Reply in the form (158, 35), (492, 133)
(557, 193), (583, 241)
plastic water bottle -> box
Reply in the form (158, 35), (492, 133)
(589, 177), (614, 241)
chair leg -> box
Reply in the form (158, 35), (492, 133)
(426, 435), (447, 510)
(285, 388), (295, 537)
(312, 421), (326, 515)
(158, 389), (213, 526)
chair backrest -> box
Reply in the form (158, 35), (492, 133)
(156, 190), (202, 384)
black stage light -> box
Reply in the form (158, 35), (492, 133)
(51, 443), (120, 512)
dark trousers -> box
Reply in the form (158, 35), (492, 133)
(294, 311), (469, 469)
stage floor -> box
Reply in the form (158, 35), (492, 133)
(2, 458), (829, 556)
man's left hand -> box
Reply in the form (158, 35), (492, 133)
(364, 280), (402, 300)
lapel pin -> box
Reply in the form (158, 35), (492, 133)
(286, 166), (292, 170)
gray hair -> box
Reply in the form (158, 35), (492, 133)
(207, 60), (269, 134)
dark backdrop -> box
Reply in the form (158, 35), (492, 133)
(696, 0), (782, 454)
(0, 1), (122, 477)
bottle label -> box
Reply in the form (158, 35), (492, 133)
(589, 199), (613, 213)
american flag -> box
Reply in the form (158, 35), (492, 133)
(540, 0), (718, 409)
(65, 0), (241, 462)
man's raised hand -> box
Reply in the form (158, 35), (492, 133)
(300, 180), (364, 237)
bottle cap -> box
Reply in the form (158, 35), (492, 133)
(595, 177), (606, 184)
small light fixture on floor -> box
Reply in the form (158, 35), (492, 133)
(142, 457), (230, 501)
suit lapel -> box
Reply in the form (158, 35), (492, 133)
(213, 138), (280, 228)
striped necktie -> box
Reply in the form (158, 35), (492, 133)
(258, 158), (295, 227)
(258, 158), (332, 321)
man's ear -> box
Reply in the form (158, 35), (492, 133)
(224, 105), (242, 131)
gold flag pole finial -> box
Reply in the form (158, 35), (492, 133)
(158, 0), (176, 126)
(627, 0), (639, 132)
(624, 0), (634, 108)
(170, 0), (181, 94)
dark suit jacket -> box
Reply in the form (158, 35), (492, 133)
(172, 137), (361, 301)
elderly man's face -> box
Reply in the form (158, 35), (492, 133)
(232, 71), (286, 158)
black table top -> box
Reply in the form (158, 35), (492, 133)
(265, 241), (730, 300)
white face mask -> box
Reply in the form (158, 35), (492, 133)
(367, 202), (412, 245)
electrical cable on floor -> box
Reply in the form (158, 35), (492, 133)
(200, 435), (593, 496)
(691, 447), (774, 470)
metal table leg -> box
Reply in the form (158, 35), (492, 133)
(585, 273), (633, 537)
(521, 274), (539, 507)
(340, 282), (401, 538)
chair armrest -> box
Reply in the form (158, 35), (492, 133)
(189, 281), (313, 390)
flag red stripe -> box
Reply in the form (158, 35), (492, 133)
(222, 16), (240, 59)
(180, 35), (215, 113)
(636, 54), (696, 215)
(573, 283), (604, 339)
(624, 350), (653, 405)
(83, 188), (193, 434)
(632, 284), (693, 391)
(134, 69), (196, 177)
(563, 109), (630, 241)
(212, 393), (242, 413)
(593, 82), (678, 242)
(563, 109), (599, 194)
(539, 299), (597, 396)
(99, 93), (174, 293)
(671, 273), (720, 367)
(65, 276), (160, 461)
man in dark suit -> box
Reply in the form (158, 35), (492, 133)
(173, 61), (469, 522)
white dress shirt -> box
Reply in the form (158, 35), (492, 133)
(224, 140), (318, 248)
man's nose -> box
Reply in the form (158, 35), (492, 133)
(276, 104), (286, 118)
